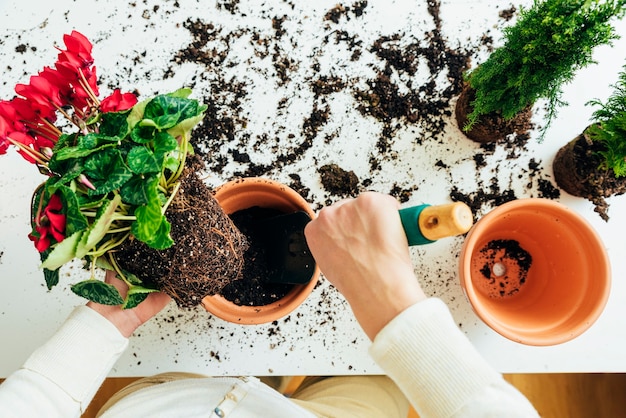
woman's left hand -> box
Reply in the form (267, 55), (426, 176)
(87, 270), (171, 338)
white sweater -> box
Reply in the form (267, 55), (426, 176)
(0, 299), (538, 417)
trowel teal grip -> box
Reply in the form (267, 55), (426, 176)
(398, 204), (435, 246)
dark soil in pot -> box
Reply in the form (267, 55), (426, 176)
(455, 83), (533, 143)
(476, 239), (532, 299)
(553, 130), (626, 221)
(113, 156), (249, 308)
(220, 206), (294, 306)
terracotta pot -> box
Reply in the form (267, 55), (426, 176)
(201, 178), (320, 325)
(459, 199), (610, 346)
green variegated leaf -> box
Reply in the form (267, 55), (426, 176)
(163, 156), (181, 172)
(126, 97), (150, 130)
(131, 198), (163, 242)
(167, 112), (206, 140)
(47, 160), (83, 187)
(57, 185), (89, 235)
(122, 285), (159, 309)
(153, 131), (178, 160)
(71, 279), (124, 305)
(99, 110), (131, 138)
(54, 134), (118, 161)
(75, 194), (122, 259)
(83, 149), (133, 196)
(144, 217), (173, 250)
(122, 292), (149, 309)
(168, 87), (192, 99)
(41, 231), (83, 271)
(94, 257), (114, 271)
(43, 268), (59, 290)
(127, 146), (160, 173)
(131, 124), (156, 144)
(122, 270), (144, 286)
(120, 174), (158, 205)
(143, 95), (202, 130)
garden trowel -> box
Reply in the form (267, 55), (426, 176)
(262, 202), (473, 285)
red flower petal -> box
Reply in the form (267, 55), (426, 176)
(64, 30), (93, 55)
(29, 226), (51, 252)
(29, 75), (63, 107)
(46, 194), (63, 211)
(9, 131), (35, 146)
(46, 212), (66, 242)
(100, 89), (138, 113)
(10, 97), (37, 121)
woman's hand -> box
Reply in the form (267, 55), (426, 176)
(87, 270), (171, 338)
(304, 192), (426, 340)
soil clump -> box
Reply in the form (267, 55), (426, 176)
(476, 239), (532, 298)
(553, 131), (626, 221)
(455, 84), (533, 143)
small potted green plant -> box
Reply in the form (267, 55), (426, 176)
(456, 0), (626, 143)
(553, 65), (626, 221)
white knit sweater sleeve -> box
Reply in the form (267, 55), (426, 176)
(0, 305), (129, 418)
(369, 298), (539, 418)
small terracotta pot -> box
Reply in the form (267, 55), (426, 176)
(459, 199), (610, 346)
(201, 178), (320, 325)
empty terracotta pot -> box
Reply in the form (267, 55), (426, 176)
(459, 199), (610, 346)
(202, 178), (320, 325)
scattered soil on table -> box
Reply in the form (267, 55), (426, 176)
(499, 6), (517, 22)
(113, 157), (248, 307)
(475, 239), (532, 298)
(116, 2), (560, 311)
(221, 206), (294, 306)
(177, 1), (475, 180)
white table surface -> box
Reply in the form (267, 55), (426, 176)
(1, 0), (626, 377)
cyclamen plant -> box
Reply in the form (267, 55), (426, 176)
(0, 31), (206, 308)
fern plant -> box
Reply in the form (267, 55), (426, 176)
(464, 0), (626, 134)
(586, 65), (626, 176)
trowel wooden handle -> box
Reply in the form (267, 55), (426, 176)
(399, 202), (473, 246)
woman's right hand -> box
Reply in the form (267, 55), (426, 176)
(304, 192), (427, 340)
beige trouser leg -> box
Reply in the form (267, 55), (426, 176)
(96, 372), (207, 417)
(97, 374), (408, 418)
(289, 376), (409, 418)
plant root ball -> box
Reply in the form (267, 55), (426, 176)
(114, 159), (248, 307)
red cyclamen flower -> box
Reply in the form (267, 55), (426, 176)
(54, 31), (98, 112)
(29, 194), (66, 252)
(61, 30), (93, 67)
(100, 89), (138, 113)
(2, 98), (58, 163)
(14, 75), (61, 121)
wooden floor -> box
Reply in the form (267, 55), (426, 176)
(73, 373), (626, 418)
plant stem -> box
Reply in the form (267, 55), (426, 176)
(91, 232), (130, 256)
(107, 254), (133, 288)
(162, 181), (181, 214)
(7, 138), (48, 165)
(166, 136), (189, 186)
(77, 68), (100, 107)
